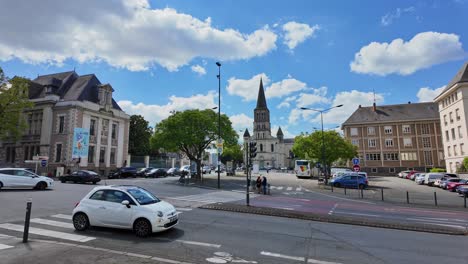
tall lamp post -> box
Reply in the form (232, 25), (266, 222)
(300, 105), (343, 184)
(216, 62), (221, 189)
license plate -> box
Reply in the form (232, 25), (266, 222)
(169, 215), (178, 222)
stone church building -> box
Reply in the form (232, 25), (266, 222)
(243, 79), (295, 169)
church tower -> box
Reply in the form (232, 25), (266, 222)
(253, 78), (271, 140)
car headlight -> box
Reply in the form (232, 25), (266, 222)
(157, 211), (164, 217)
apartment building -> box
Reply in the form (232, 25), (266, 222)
(0, 71), (130, 176)
(434, 62), (468, 173)
(342, 102), (445, 175)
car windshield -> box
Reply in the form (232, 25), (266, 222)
(127, 188), (160, 205)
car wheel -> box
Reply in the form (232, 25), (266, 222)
(0, 181), (3, 190)
(35, 182), (47, 190)
(333, 182), (340, 188)
(73, 213), (90, 231)
(358, 184), (365, 189)
(133, 218), (152, 237)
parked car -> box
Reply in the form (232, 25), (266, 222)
(456, 185), (468, 196)
(136, 167), (154, 177)
(0, 168), (54, 190)
(415, 173), (426, 185)
(330, 174), (368, 189)
(398, 170), (411, 178)
(202, 166), (211, 174)
(441, 178), (464, 190)
(410, 172), (421, 181)
(435, 174), (459, 188)
(59, 170), (101, 184)
(424, 173), (445, 186)
(166, 168), (180, 176)
(108, 167), (137, 179)
(447, 179), (468, 192)
(405, 171), (421, 180)
(145, 168), (167, 178)
(72, 185), (179, 237)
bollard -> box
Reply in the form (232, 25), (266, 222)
(267, 184), (271, 195)
(381, 188), (384, 201)
(434, 192), (438, 206)
(406, 191), (409, 204)
(23, 198), (32, 243)
(331, 184), (334, 192)
(360, 188), (364, 199)
(344, 187), (347, 195)
(464, 194), (467, 208)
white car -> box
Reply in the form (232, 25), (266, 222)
(424, 173), (445, 186)
(72, 185), (179, 237)
(0, 168), (54, 190)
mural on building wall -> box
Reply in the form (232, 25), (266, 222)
(72, 128), (90, 158)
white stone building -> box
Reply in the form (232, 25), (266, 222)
(434, 62), (468, 173)
(243, 79), (295, 169)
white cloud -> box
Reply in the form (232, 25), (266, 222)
(265, 78), (307, 98)
(118, 91), (217, 125)
(271, 125), (295, 139)
(0, 0), (277, 71)
(381, 7), (415, 26)
(295, 87), (329, 107)
(417, 86), (446, 102)
(191, 64), (206, 75)
(226, 73), (270, 101)
(277, 96), (297, 109)
(282, 22), (320, 50)
(350, 32), (466, 76)
(229, 113), (254, 139)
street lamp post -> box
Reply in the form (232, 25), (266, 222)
(216, 62), (221, 189)
(300, 105), (343, 185)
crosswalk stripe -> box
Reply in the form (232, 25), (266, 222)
(286, 187), (293, 191)
(0, 244), (14, 250)
(0, 223), (95, 242)
(276, 186), (284, 190)
(30, 218), (74, 229)
(296, 187), (302, 191)
(51, 214), (72, 220)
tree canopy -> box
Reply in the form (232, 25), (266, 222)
(220, 143), (243, 165)
(0, 67), (33, 140)
(291, 130), (357, 172)
(151, 109), (238, 178)
(128, 115), (152, 156)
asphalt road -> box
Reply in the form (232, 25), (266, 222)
(1, 176), (468, 263)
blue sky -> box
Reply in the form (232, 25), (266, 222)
(1, 0), (467, 139)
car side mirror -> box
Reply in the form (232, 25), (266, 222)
(121, 200), (131, 208)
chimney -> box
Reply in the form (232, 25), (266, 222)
(358, 105), (361, 108)
(372, 102), (377, 112)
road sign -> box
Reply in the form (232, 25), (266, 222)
(41, 159), (47, 167)
(217, 146), (223, 154)
(352, 157), (360, 165)
(316, 162), (321, 168)
(353, 164), (360, 172)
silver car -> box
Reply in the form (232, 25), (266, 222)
(415, 173), (426, 185)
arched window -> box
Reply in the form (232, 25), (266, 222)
(260, 144), (263, 152)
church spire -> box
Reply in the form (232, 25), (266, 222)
(255, 78), (268, 109)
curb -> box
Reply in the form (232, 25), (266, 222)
(200, 203), (468, 236)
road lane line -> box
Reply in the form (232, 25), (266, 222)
(286, 187), (293, 191)
(328, 203), (338, 215)
(260, 251), (304, 261)
(334, 212), (380, 218)
(0, 223), (95, 242)
(276, 186), (284, 190)
(296, 187), (302, 191)
(51, 214), (73, 220)
(0, 244), (14, 250)
(30, 218), (74, 229)
(176, 239), (221, 248)
(0, 234), (13, 238)
(308, 258), (342, 264)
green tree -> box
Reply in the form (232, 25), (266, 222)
(292, 130), (357, 174)
(220, 143), (243, 165)
(151, 109), (238, 179)
(0, 67), (33, 140)
(128, 115), (152, 156)
(463, 157), (468, 172)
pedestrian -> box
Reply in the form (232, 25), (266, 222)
(262, 176), (268, 195)
(256, 176), (262, 193)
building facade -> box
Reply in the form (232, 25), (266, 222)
(434, 62), (468, 173)
(0, 71), (130, 176)
(342, 102), (445, 175)
(243, 79), (294, 169)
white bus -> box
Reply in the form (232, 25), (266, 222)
(295, 160), (311, 178)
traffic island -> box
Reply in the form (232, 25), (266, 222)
(200, 202), (468, 236)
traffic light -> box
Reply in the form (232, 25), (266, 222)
(249, 142), (257, 158)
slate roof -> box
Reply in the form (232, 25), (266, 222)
(255, 78), (268, 109)
(283, 138), (294, 144)
(243, 128), (251, 138)
(444, 62), (468, 92)
(342, 102), (439, 126)
(30, 71), (122, 110)
(276, 127), (284, 136)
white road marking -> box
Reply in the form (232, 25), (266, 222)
(334, 212), (380, 218)
(296, 187), (302, 191)
(328, 203), (338, 215)
(0, 234), (13, 238)
(0, 244), (14, 250)
(34, 239), (193, 264)
(276, 186), (284, 190)
(308, 258), (342, 264)
(175, 207), (193, 212)
(51, 214), (72, 220)
(307, 189), (375, 204)
(0, 223), (95, 242)
(176, 239), (221, 248)
(286, 187), (293, 191)
(260, 251), (304, 261)
(30, 218), (74, 229)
